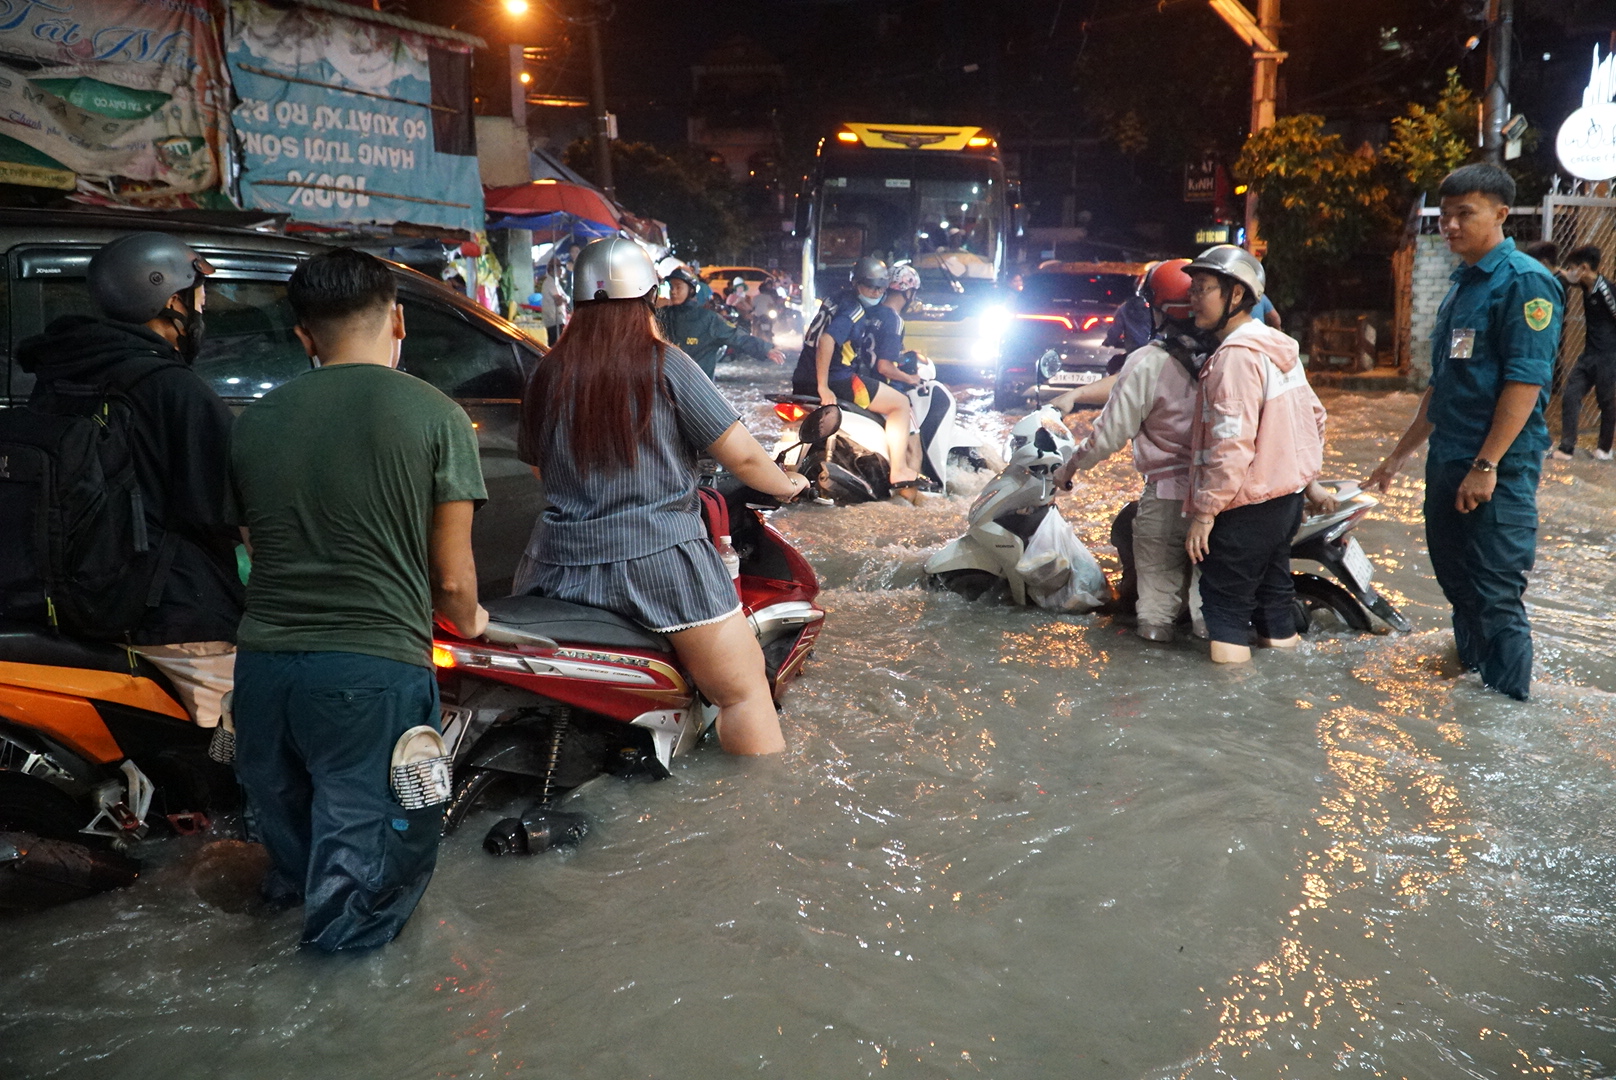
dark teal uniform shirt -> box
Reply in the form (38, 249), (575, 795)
(1428, 237), (1562, 466)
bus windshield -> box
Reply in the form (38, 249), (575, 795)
(816, 153), (1002, 280)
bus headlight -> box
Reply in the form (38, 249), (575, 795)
(974, 305), (1011, 364)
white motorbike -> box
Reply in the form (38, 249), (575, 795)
(771, 353), (974, 502)
(925, 407), (1110, 611)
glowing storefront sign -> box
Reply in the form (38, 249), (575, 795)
(1556, 46), (1616, 182)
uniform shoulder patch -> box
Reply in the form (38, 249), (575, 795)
(1523, 297), (1554, 332)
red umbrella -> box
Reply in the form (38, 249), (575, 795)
(483, 180), (621, 228)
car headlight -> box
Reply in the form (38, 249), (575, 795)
(973, 305), (1011, 362)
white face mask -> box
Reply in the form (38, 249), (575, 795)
(857, 292), (881, 308)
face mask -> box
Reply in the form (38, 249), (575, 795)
(857, 293), (881, 308)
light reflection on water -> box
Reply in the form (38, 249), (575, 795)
(2, 377), (1614, 1079)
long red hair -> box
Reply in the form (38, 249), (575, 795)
(519, 297), (668, 476)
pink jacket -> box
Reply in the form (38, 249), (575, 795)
(1188, 320), (1326, 518)
(1070, 342), (1198, 500)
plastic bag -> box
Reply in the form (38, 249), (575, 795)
(1015, 506), (1110, 612)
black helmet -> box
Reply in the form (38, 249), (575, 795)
(87, 233), (215, 324)
(666, 266), (700, 292)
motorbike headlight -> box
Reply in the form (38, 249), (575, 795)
(1036, 348), (1062, 381)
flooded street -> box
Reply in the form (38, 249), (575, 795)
(5, 361), (1616, 1080)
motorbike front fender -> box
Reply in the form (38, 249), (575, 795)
(925, 536), (1000, 578)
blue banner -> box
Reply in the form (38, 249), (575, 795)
(226, 0), (481, 234)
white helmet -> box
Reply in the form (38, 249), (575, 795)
(571, 237), (659, 303)
(1185, 244), (1265, 301)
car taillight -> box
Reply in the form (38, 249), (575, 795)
(1015, 313), (1076, 331)
(774, 402), (809, 423)
(1079, 316), (1102, 332)
(431, 644), (457, 669)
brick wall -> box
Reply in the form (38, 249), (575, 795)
(1408, 234), (1459, 386)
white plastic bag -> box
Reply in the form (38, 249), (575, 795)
(1015, 506), (1109, 612)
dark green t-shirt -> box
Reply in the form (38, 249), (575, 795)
(226, 363), (487, 667)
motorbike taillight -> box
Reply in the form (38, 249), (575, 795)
(774, 402), (809, 424)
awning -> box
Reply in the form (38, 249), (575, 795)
(487, 210), (618, 243)
(483, 180), (620, 229)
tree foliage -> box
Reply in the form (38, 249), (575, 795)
(1382, 70), (1477, 197)
(1235, 115), (1393, 310)
(564, 139), (753, 262)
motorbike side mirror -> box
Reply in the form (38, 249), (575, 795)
(799, 404), (842, 443)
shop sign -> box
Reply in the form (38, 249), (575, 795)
(1557, 46), (1616, 182)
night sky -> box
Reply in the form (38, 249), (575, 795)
(403, 0), (1616, 252)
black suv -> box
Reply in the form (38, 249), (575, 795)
(993, 268), (1137, 411)
(0, 210), (544, 595)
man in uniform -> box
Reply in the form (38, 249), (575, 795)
(1367, 164), (1561, 701)
(656, 266), (783, 379)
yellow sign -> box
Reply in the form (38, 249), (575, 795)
(1523, 298), (1554, 331)
(0, 160), (75, 190)
(840, 123), (985, 151)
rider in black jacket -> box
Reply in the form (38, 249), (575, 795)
(656, 267), (783, 379)
(15, 233), (243, 725)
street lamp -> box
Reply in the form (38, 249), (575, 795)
(503, 0), (530, 15)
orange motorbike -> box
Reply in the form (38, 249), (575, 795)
(0, 624), (236, 910)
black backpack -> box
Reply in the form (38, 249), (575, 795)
(0, 359), (179, 639)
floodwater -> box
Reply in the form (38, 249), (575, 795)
(5, 360), (1616, 1080)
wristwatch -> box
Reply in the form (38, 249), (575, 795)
(1470, 456), (1497, 473)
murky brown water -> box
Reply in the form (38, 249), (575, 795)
(4, 361), (1615, 1080)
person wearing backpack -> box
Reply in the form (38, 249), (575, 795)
(6, 233), (244, 726)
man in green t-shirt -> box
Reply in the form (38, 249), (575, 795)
(227, 248), (488, 951)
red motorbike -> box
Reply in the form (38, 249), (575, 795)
(431, 407), (837, 855)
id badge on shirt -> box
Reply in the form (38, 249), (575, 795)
(1449, 328), (1476, 359)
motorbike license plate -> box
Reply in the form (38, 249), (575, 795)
(1339, 537), (1375, 591)
(1048, 370), (1102, 387)
(439, 705), (475, 754)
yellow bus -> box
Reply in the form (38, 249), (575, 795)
(794, 123), (1016, 377)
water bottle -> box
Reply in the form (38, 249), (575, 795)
(717, 535), (741, 580)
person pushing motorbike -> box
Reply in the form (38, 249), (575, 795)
(1053, 259), (1207, 641)
(657, 266), (784, 379)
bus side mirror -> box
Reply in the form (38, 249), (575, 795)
(793, 193), (810, 239)
(1008, 180), (1026, 239)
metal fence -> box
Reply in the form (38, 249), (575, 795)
(1544, 195), (1616, 446)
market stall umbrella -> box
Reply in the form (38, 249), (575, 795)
(483, 180), (621, 230)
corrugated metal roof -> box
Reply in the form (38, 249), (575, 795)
(288, 0), (486, 48)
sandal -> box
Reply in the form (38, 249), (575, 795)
(891, 481), (922, 505)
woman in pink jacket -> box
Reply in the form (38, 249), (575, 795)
(1181, 246), (1329, 664)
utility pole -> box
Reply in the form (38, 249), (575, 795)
(1482, 0), (1514, 166)
(1208, 0), (1285, 255)
(584, 0), (615, 201)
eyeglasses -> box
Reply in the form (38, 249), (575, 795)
(1187, 282), (1223, 300)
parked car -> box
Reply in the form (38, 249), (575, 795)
(0, 209), (545, 596)
(993, 267), (1139, 412)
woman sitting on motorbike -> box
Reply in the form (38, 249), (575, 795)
(513, 239), (808, 754)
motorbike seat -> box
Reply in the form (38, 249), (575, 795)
(484, 596), (674, 654)
(0, 621), (181, 698)
(835, 399), (887, 427)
